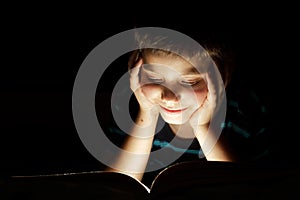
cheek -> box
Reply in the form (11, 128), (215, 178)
(181, 87), (208, 104)
(141, 85), (161, 99)
(195, 87), (208, 104)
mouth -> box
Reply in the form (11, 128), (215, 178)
(160, 106), (187, 114)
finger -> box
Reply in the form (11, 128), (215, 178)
(205, 65), (226, 113)
(129, 58), (143, 77)
(200, 95), (209, 109)
(205, 71), (217, 104)
(129, 58), (143, 91)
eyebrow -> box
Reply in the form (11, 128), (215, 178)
(142, 64), (203, 77)
(142, 64), (160, 72)
(181, 74), (204, 79)
(142, 68), (164, 77)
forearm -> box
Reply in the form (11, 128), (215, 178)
(195, 125), (235, 162)
(107, 109), (159, 180)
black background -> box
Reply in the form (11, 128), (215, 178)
(1, 9), (298, 180)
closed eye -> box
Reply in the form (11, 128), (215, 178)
(142, 68), (164, 83)
(147, 76), (164, 83)
(180, 78), (206, 89)
(180, 80), (199, 86)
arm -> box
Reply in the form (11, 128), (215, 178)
(107, 109), (158, 180)
(106, 59), (159, 180)
(190, 67), (236, 162)
(195, 125), (235, 161)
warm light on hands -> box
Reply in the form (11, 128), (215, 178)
(129, 58), (159, 113)
(189, 67), (225, 139)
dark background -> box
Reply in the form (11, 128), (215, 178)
(1, 11), (298, 180)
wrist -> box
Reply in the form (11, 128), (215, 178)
(136, 107), (159, 127)
(140, 105), (159, 116)
(194, 124), (209, 144)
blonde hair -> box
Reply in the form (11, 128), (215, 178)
(128, 32), (235, 88)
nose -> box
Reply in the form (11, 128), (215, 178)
(161, 86), (179, 102)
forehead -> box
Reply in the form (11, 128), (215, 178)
(142, 53), (200, 75)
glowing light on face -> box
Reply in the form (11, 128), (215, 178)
(140, 54), (208, 125)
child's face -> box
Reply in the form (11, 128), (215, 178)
(140, 53), (208, 125)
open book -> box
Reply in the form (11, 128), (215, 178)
(4, 161), (300, 200)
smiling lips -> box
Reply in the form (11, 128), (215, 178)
(161, 106), (187, 114)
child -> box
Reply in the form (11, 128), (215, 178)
(105, 29), (270, 186)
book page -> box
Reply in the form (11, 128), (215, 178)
(8, 171), (151, 199)
(148, 160), (300, 198)
(6, 162), (300, 199)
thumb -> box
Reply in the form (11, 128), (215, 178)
(129, 58), (143, 91)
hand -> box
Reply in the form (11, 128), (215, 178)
(129, 58), (159, 113)
(189, 66), (226, 138)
